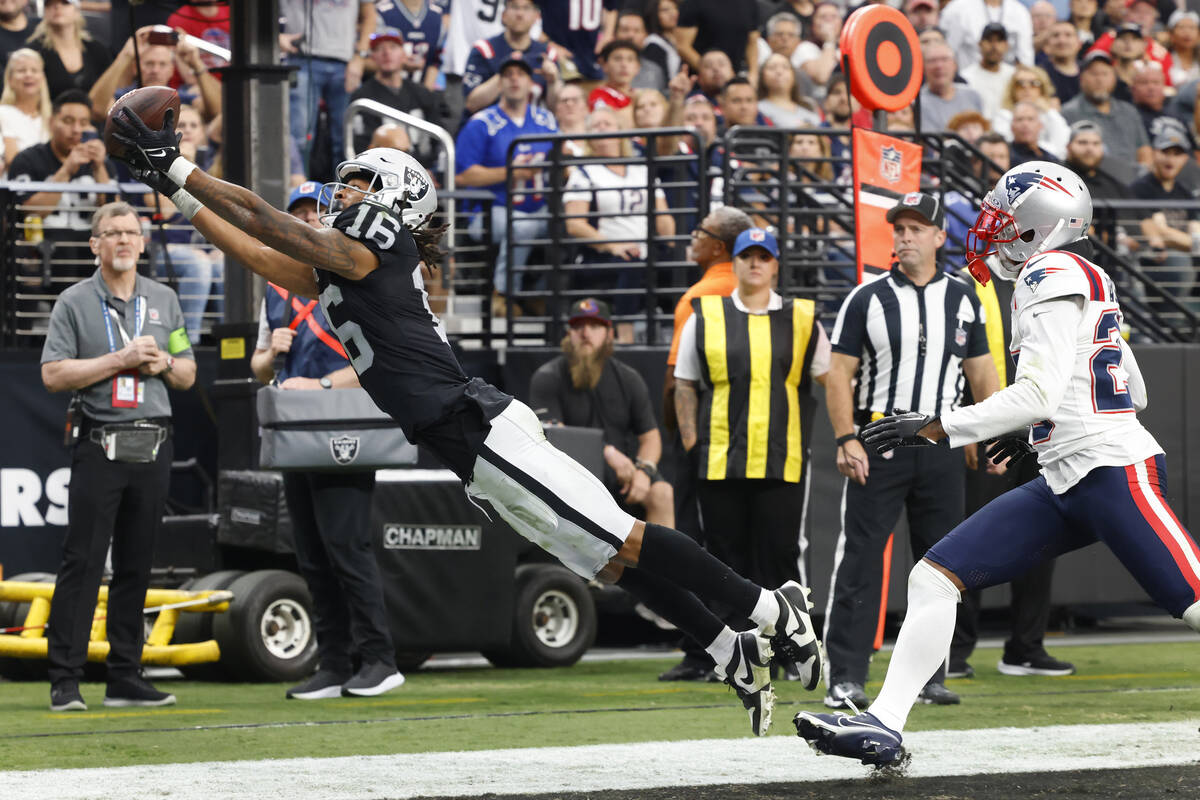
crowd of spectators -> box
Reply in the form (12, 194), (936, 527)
(2, 0), (1200, 336)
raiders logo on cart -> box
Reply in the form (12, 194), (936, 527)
(330, 435), (361, 465)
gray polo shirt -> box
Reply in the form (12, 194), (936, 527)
(1062, 95), (1149, 183)
(40, 269), (194, 423)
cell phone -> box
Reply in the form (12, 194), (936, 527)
(81, 130), (98, 143)
(147, 26), (178, 46)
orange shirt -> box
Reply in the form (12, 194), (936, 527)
(667, 262), (738, 365)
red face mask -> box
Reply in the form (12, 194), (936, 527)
(965, 197), (1021, 285)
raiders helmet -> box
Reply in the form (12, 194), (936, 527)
(321, 147), (438, 229)
(966, 161), (1092, 284)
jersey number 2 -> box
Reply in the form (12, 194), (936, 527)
(319, 284), (375, 373)
(1090, 309), (1133, 414)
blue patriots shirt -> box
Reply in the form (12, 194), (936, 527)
(376, 0), (445, 72)
(454, 102), (558, 213)
(462, 34), (550, 97)
(538, 0), (619, 80)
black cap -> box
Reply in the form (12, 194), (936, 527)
(886, 191), (945, 228)
(498, 51), (535, 76)
(980, 22), (1008, 40)
(568, 298), (612, 326)
(1080, 48), (1113, 69)
(1116, 22), (1144, 37)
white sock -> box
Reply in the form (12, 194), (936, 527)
(867, 561), (961, 733)
(748, 589), (779, 630)
(1184, 599), (1200, 634)
(705, 626), (738, 673)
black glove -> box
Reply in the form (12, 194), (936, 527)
(111, 107), (182, 174)
(984, 431), (1034, 466)
(125, 161), (180, 197)
(860, 410), (938, 455)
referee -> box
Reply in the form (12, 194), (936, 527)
(821, 192), (999, 710)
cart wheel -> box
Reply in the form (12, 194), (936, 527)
(0, 572), (56, 681)
(211, 570), (318, 682)
(483, 564), (596, 668)
(175, 570), (246, 680)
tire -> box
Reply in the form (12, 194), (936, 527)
(211, 570), (318, 682)
(0, 572), (55, 681)
(483, 564), (596, 668)
(175, 570), (246, 680)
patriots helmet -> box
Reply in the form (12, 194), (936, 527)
(966, 161), (1092, 285)
(321, 147), (437, 229)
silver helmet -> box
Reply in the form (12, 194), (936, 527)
(321, 147), (438, 229)
(966, 160), (1092, 284)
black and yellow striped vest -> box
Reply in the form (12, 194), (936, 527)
(693, 294), (819, 482)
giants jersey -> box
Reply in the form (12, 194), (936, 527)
(315, 202), (510, 439)
(942, 249), (1162, 494)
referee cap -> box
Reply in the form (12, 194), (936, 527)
(886, 191), (944, 228)
(732, 228), (779, 258)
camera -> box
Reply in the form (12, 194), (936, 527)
(147, 26), (178, 46)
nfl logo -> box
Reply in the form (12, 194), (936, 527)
(148, 308), (160, 323)
(955, 325), (967, 347)
(880, 146), (902, 183)
(750, 230), (765, 242)
(330, 435), (360, 465)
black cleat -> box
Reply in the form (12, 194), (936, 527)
(917, 681), (960, 705)
(795, 710), (906, 768)
(715, 631), (775, 736)
(765, 581), (822, 691)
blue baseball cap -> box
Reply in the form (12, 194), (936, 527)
(732, 227), (779, 258)
(287, 181), (322, 211)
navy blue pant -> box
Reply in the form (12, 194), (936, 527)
(927, 455), (1200, 618)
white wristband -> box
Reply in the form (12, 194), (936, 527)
(167, 157), (198, 187)
(171, 188), (202, 220)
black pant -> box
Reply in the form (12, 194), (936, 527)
(824, 443), (964, 687)
(282, 470), (394, 673)
(698, 478), (808, 615)
(951, 458), (1055, 665)
(669, 438), (709, 667)
(47, 437), (172, 685)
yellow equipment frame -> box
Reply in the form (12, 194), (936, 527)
(0, 581), (231, 666)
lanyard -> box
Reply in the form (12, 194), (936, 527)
(98, 290), (145, 354)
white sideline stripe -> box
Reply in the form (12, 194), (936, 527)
(4, 721), (1197, 800)
(1133, 460), (1200, 581)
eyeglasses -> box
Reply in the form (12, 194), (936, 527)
(1014, 79), (1042, 88)
(95, 229), (142, 240)
(691, 226), (729, 245)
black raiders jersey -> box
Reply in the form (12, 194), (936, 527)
(316, 201), (510, 443)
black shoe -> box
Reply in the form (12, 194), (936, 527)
(715, 631), (775, 736)
(998, 651), (1076, 676)
(286, 669), (350, 700)
(824, 681), (870, 711)
(341, 661), (405, 697)
(947, 661), (975, 679)
(103, 676), (176, 708)
(50, 682), (87, 712)
(917, 681), (960, 705)
(766, 581), (822, 691)
(658, 660), (718, 682)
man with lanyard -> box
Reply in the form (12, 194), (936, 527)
(40, 201), (196, 712)
(249, 182), (404, 700)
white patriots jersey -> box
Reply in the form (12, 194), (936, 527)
(941, 249), (1162, 494)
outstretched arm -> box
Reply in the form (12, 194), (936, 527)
(189, 206), (321, 298)
(181, 169), (377, 281)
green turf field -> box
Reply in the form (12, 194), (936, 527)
(1, 642), (1197, 771)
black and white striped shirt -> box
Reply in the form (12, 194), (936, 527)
(830, 269), (989, 419)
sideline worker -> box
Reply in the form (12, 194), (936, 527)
(40, 201), (196, 712)
(250, 182), (404, 700)
(674, 227), (830, 688)
(822, 192), (999, 711)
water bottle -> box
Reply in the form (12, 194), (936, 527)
(24, 214), (43, 244)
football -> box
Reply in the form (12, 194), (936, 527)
(102, 85), (181, 160)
